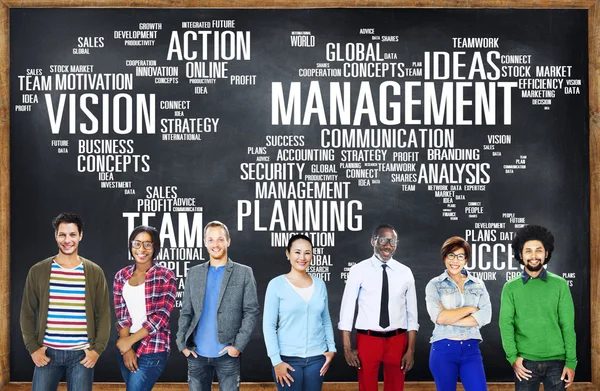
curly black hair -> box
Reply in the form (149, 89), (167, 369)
(511, 225), (555, 264)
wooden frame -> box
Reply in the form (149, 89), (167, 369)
(0, 1), (598, 390)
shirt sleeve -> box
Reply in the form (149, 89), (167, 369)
(176, 269), (195, 352)
(320, 282), (337, 353)
(262, 278), (283, 366)
(142, 269), (177, 336)
(20, 267), (42, 354)
(92, 264), (111, 355)
(425, 278), (442, 324)
(338, 264), (361, 331)
(471, 281), (492, 328)
(558, 280), (577, 370)
(404, 273), (419, 331)
(499, 283), (518, 365)
(233, 266), (260, 353)
(113, 269), (132, 331)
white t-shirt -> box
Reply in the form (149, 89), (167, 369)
(123, 281), (147, 333)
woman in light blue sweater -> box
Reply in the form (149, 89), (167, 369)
(263, 234), (336, 391)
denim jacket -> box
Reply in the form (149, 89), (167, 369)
(425, 270), (492, 343)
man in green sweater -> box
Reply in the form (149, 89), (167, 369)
(499, 225), (577, 390)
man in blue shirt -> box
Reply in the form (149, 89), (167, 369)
(176, 221), (260, 391)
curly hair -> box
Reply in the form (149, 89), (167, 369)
(511, 224), (555, 264)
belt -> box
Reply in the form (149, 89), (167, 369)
(356, 328), (407, 338)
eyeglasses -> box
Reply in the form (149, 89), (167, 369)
(376, 237), (398, 246)
(447, 253), (466, 261)
(131, 240), (154, 250)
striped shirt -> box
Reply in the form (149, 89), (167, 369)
(43, 260), (89, 350)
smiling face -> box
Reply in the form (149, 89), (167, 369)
(286, 238), (312, 273)
(55, 223), (82, 256)
(132, 231), (154, 266)
(521, 239), (547, 273)
(444, 246), (467, 277)
(372, 228), (397, 262)
(204, 226), (230, 261)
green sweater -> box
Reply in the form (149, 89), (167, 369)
(499, 271), (577, 369)
(20, 256), (111, 355)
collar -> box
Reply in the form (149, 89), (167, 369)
(124, 262), (157, 277)
(441, 268), (476, 283)
(204, 258), (233, 269)
(521, 267), (548, 283)
(370, 255), (397, 271)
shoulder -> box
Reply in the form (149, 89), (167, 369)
(231, 260), (253, 271)
(546, 271), (569, 286)
(390, 259), (415, 278)
(546, 270), (565, 281)
(154, 264), (176, 279)
(427, 271), (447, 286)
(81, 257), (105, 274)
(267, 275), (285, 289)
(466, 274), (486, 288)
(312, 276), (327, 289)
(231, 261), (255, 276)
(349, 258), (372, 272)
(188, 262), (208, 275)
(502, 276), (522, 291)
(268, 275), (285, 285)
(29, 257), (53, 272)
(114, 265), (132, 279)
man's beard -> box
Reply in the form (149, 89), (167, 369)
(525, 261), (544, 272)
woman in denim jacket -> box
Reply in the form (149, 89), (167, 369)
(425, 236), (492, 391)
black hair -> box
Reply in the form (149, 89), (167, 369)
(511, 224), (555, 264)
(128, 225), (161, 262)
(286, 233), (313, 252)
(372, 224), (397, 239)
(52, 212), (84, 234)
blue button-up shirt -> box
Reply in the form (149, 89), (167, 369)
(425, 270), (492, 343)
(521, 267), (548, 283)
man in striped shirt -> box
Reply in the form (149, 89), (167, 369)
(20, 212), (111, 391)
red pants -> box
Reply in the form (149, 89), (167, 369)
(356, 332), (408, 391)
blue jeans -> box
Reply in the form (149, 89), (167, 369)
(429, 339), (487, 391)
(31, 347), (93, 391)
(515, 359), (566, 391)
(117, 350), (168, 391)
(187, 353), (240, 391)
(272, 355), (326, 391)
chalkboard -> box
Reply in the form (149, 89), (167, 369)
(9, 8), (590, 383)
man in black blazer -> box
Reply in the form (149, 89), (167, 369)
(177, 221), (260, 391)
